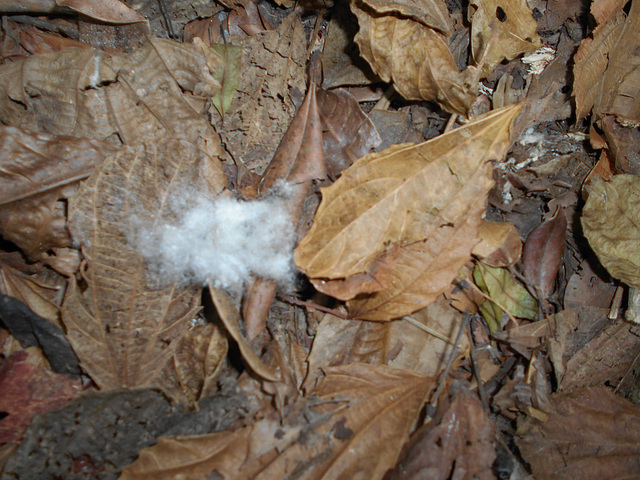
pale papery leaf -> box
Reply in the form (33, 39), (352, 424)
(61, 139), (224, 391)
(472, 219), (522, 267)
(469, 0), (541, 78)
(0, 0), (145, 24)
(582, 175), (640, 289)
(119, 364), (432, 480)
(351, 1), (478, 116)
(358, 0), (453, 36)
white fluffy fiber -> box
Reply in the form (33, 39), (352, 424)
(132, 192), (296, 290)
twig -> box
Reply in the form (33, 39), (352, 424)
(609, 285), (624, 320)
(402, 316), (454, 344)
(157, 0), (176, 40)
(277, 294), (349, 319)
(429, 312), (470, 410)
(444, 113), (458, 133)
(468, 323), (490, 412)
(372, 85), (395, 110)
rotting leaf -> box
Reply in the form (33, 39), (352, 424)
(469, 0), (541, 77)
(521, 207), (567, 298)
(387, 386), (496, 480)
(119, 364), (432, 480)
(582, 175), (640, 289)
(472, 219), (522, 267)
(473, 262), (538, 330)
(517, 387), (640, 480)
(351, 0), (479, 116)
(296, 105), (522, 319)
(0, 0), (146, 24)
(573, 0), (640, 122)
(210, 13), (307, 173)
(61, 139), (224, 391)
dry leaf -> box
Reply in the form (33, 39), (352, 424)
(472, 220), (522, 267)
(296, 105), (522, 320)
(211, 13), (307, 172)
(0, 0), (145, 24)
(387, 386), (496, 480)
(358, 0), (453, 35)
(119, 364), (432, 480)
(521, 207), (567, 298)
(61, 139), (224, 390)
(208, 43), (243, 118)
(317, 87), (382, 179)
(582, 175), (640, 289)
(517, 387), (640, 480)
(469, 0), (541, 77)
(0, 38), (223, 156)
(573, 0), (640, 122)
(351, 1), (478, 116)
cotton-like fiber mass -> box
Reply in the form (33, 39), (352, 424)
(132, 193), (296, 290)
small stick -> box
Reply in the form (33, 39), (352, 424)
(468, 324), (490, 412)
(278, 293), (349, 319)
(609, 285), (624, 320)
(444, 113), (458, 133)
(430, 312), (470, 410)
(403, 316), (454, 344)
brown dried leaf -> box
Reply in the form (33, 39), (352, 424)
(0, 0), (145, 24)
(119, 364), (432, 480)
(0, 38), (223, 156)
(61, 139), (223, 390)
(305, 296), (467, 390)
(582, 175), (640, 289)
(517, 387), (640, 480)
(296, 105), (522, 319)
(386, 387), (496, 480)
(359, 0), (453, 35)
(469, 0), (541, 78)
(351, 1), (478, 116)
(317, 88), (382, 179)
(573, 0), (640, 122)
(211, 13), (307, 172)
(521, 207), (567, 298)
(472, 220), (522, 267)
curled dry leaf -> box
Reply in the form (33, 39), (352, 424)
(119, 364), (432, 480)
(0, 38), (223, 157)
(517, 387), (640, 480)
(387, 386), (496, 480)
(582, 175), (640, 289)
(351, 1), (478, 116)
(0, 0), (145, 24)
(472, 219), (522, 267)
(211, 13), (307, 172)
(573, 0), (640, 122)
(358, 0), (453, 35)
(61, 139), (225, 391)
(469, 0), (541, 77)
(296, 105), (522, 320)
(521, 207), (567, 298)
(317, 87), (382, 179)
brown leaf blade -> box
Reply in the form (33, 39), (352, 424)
(61, 139), (223, 390)
(351, 1), (478, 116)
(517, 387), (640, 480)
(359, 0), (453, 35)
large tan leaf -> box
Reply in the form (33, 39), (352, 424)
(119, 364), (432, 480)
(573, 0), (640, 122)
(61, 139), (225, 390)
(0, 38), (223, 156)
(582, 175), (640, 289)
(211, 13), (307, 173)
(296, 105), (522, 319)
(469, 0), (541, 77)
(351, 1), (478, 116)
(0, 0), (145, 24)
(358, 0), (453, 35)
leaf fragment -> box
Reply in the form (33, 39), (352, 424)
(581, 175), (640, 289)
(208, 42), (243, 118)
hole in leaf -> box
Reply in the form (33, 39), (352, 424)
(496, 6), (507, 22)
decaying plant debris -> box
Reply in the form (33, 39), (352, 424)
(0, 0), (639, 479)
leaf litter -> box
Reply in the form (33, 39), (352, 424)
(0, 1), (640, 479)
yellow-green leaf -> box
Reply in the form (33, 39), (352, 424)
(209, 43), (243, 118)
